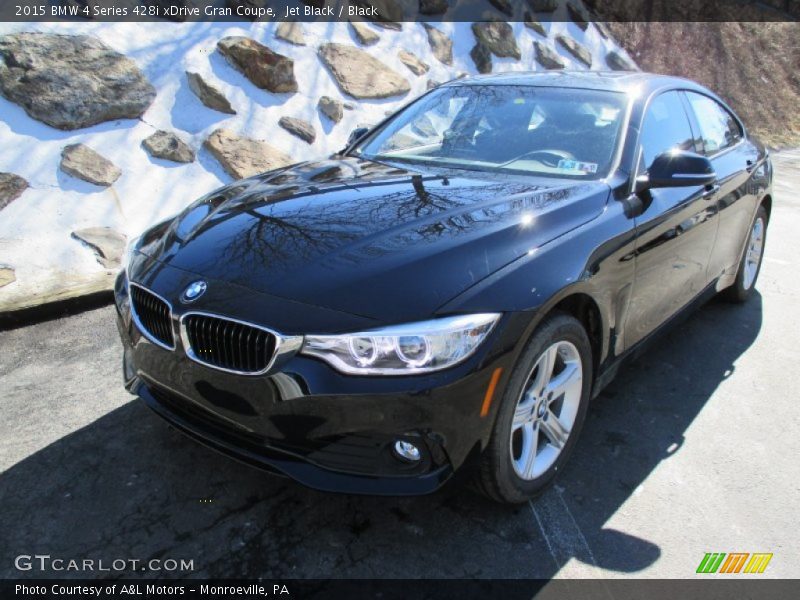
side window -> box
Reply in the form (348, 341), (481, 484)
(639, 91), (695, 171)
(685, 92), (742, 155)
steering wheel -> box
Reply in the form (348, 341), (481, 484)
(516, 149), (575, 167)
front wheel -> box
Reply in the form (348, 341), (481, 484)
(723, 204), (768, 303)
(475, 313), (593, 504)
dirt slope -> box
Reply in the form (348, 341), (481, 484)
(605, 22), (800, 147)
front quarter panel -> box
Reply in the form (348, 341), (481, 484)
(439, 191), (638, 373)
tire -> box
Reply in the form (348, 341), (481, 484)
(723, 204), (768, 303)
(475, 313), (593, 504)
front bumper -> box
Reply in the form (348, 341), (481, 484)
(115, 267), (520, 496)
(132, 377), (452, 495)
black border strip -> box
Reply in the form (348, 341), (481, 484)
(1, 0), (798, 23)
(2, 579), (800, 599)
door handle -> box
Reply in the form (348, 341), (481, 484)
(746, 159), (756, 173)
(702, 184), (720, 200)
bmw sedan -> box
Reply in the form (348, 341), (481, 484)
(116, 72), (772, 503)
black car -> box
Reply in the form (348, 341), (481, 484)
(116, 72), (772, 503)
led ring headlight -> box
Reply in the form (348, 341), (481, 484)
(301, 313), (501, 375)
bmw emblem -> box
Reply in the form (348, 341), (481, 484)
(181, 280), (207, 303)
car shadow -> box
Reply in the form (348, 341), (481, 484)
(0, 294), (762, 579)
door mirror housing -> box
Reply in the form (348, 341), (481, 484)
(636, 150), (716, 192)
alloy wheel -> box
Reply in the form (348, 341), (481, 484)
(510, 340), (583, 480)
(743, 217), (765, 290)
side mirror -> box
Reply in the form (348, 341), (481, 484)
(636, 150), (716, 192)
(346, 127), (369, 149)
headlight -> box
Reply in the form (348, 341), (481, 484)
(121, 234), (141, 274)
(301, 313), (501, 375)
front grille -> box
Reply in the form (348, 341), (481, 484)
(183, 314), (277, 374)
(130, 284), (175, 349)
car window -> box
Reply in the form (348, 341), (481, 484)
(639, 91), (696, 170)
(685, 92), (743, 155)
(356, 85), (628, 179)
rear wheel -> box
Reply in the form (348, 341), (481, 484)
(723, 205), (768, 303)
(475, 313), (593, 504)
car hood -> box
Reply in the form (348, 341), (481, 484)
(138, 157), (610, 322)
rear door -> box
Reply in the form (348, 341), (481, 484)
(624, 90), (719, 349)
(682, 91), (761, 287)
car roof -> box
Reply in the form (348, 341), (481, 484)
(445, 71), (709, 96)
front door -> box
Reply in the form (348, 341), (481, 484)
(624, 90), (719, 348)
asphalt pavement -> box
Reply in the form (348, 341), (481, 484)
(1, 150), (799, 580)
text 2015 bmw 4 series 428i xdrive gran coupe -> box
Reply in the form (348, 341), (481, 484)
(115, 72), (772, 503)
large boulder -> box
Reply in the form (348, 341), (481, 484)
(0, 33), (155, 130)
(275, 22), (306, 46)
(419, 0), (447, 15)
(349, 21), (380, 46)
(71, 227), (127, 269)
(279, 117), (316, 144)
(204, 129), (293, 179)
(318, 43), (410, 99)
(142, 130), (195, 163)
(606, 50), (637, 71)
(489, 0), (513, 16)
(217, 36), (298, 93)
(186, 72), (236, 115)
(470, 43), (493, 74)
(556, 34), (592, 67)
(398, 50), (429, 76)
(534, 41), (566, 70)
(529, 0), (557, 11)
(0, 173), (28, 211)
(595, 21), (611, 40)
(471, 21), (521, 60)
(60, 144), (121, 186)
(566, 1), (590, 31)
(317, 96), (344, 123)
(422, 24), (453, 66)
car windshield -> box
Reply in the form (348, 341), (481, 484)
(356, 84), (629, 179)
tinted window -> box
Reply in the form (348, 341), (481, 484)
(639, 91), (695, 170)
(686, 92), (742, 155)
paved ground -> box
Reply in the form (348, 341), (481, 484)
(1, 150), (799, 580)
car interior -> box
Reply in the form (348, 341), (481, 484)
(369, 86), (626, 178)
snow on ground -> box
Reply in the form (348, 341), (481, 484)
(0, 19), (629, 310)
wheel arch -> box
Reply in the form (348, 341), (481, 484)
(510, 286), (611, 390)
(549, 293), (604, 379)
(760, 193), (772, 222)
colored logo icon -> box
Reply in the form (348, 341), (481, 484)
(181, 280), (207, 303)
(696, 552), (773, 574)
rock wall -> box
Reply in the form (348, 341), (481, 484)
(0, 11), (635, 311)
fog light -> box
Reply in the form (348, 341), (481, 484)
(393, 440), (421, 462)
